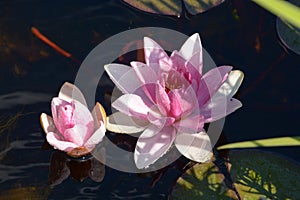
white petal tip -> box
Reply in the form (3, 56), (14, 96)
(40, 113), (55, 134)
(106, 112), (147, 134)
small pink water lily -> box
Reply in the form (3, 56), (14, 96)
(40, 82), (106, 158)
(105, 33), (244, 169)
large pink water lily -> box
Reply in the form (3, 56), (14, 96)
(105, 33), (244, 169)
(40, 82), (106, 158)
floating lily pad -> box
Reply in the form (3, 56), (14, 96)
(276, 0), (300, 55)
(217, 136), (300, 150)
(122, 0), (225, 16)
(183, 0), (225, 15)
(170, 150), (300, 199)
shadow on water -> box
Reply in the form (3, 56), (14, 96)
(0, 0), (299, 199)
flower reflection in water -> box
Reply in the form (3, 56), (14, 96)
(48, 148), (105, 186)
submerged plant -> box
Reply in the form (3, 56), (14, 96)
(40, 82), (106, 158)
(105, 33), (244, 169)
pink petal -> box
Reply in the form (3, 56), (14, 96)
(179, 33), (202, 63)
(46, 132), (78, 152)
(201, 97), (242, 123)
(112, 94), (150, 120)
(52, 98), (94, 143)
(63, 124), (90, 146)
(130, 61), (146, 68)
(175, 130), (213, 163)
(51, 98), (74, 134)
(134, 126), (176, 169)
(216, 70), (244, 98)
(71, 100), (94, 137)
(200, 70), (244, 123)
(185, 51), (203, 75)
(197, 65), (232, 106)
(144, 37), (170, 72)
(131, 61), (158, 84)
(147, 106), (175, 127)
(58, 82), (87, 106)
(131, 63), (167, 112)
(133, 83), (170, 116)
(84, 122), (106, 151)
(155, 84), (170, 115)
(169, 50), (187, 71)
(104, 64), (141, 94)
(173, 114), (204, 133)
(168, 91), (182, 119)
(168, 86), (198, 119)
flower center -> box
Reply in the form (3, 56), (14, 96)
(164, 70), (191, 93)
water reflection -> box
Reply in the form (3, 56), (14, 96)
(0, 91), (51, 109)
(49, 148), (105, 186)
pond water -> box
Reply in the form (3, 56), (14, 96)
(0, 0), (299, 199)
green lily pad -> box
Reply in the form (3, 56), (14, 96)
(217, 136), (300, 150)
(183, 0), (225, 15)
(122, 0), (225, 16)
(170, 150), (300, 199)
(276, 0), (300, 55)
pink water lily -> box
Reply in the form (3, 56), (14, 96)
(40, 82), (106, 158)
(105, 33), (244, 169)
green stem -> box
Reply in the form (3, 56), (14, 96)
(217, 136), (300, 150)
(252, 0), (300, 29)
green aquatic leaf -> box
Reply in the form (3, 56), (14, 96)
(217, 136), (300, 150)
(122, 0), (225, 16)
(231, 150), (300, 199)
(122, 0), (182, 16)
(170, 150), (300, 199)
(276, 0), (300, 55)
(170, 160), (235, 199)
(183, 0), (225, 15)
(252, 0), (300, 29)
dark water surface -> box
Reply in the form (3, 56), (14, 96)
(0, 0), (299, 199)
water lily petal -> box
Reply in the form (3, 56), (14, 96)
(92, 102), (107, 129)
(131, 61), (158, 84)
(52, 98), (94, 143)
(106, 112), (148, 134)
(186, 50), (203, 75)
(51, 98), (93, 132)
(155, 84), (170, 115)
(174, 114), (204, 133)
(134, 126), (176, 169)
(216, 70), (244, 98)
(85, 121), (106, 150)
(131, 64), (168, 109)
(179, 33), (202, 62)
(197, 65), (232, 106)
(170, 50), (187, 71)
(202, 97), (242, 123)
(58, 82), (87, 106)
(46, 132), (78, 152)
(51, 98), (74, 134)
(168, 85), (198, 119)
(147, 105), (175, 127)
(175, 130), (213, 163)
(168, 91), (182, 119)
(40, 113), (56, 134)
(63, 124), (90, 146)
(132, 83), (156, 108)
(144, 37), (170, 72)
(112, 94), (150, 120)
(104, 63), (141, 94)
